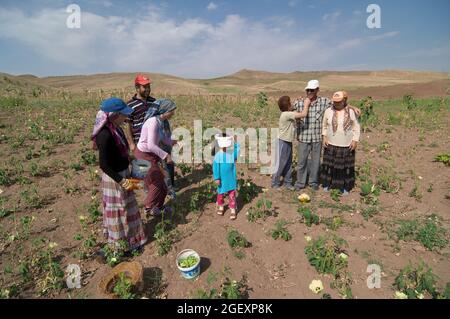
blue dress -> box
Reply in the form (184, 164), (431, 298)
(213, 143), (240, 195)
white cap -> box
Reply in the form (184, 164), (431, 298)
(305, 80), (320, 90)
(215, 134), (233, 148)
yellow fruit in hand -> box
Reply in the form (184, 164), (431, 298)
(298, 193), (311, 203)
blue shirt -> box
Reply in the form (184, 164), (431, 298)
(213, 143), (240, 195)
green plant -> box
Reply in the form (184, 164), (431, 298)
(0, 167), (13, 186)
(435, 154), (450, 167)
(227, 229), (250, 249)
(80, 149), (97, 166)
(178, 256), (199, 268)
(113, 273), (136, 299)
(238, 178), (261, 204)
(102, 240), (128, 267)
(29, 161), (49, 177)
(188, 180), (217, 212)
(358, 96), (377, 131)
(298, 207), (320, 227)
(154, 218), (173, 256)
(74, 215), (97, 260)
(394, 262), (438, 299)
(194, 269), (250, 299)
(376, 141), (391, 153)
(219, 276), (249, 299)
(376, 167), (401, 194)
(323, 216), (344, 231)
(227, 229), (251, 259)
(330, 189), (342, 202)
(443, 283), (450, 299)
(270, 219), (292, 241)
(256, 92), (268, 109)
(305, 235), (352, 298)
(20, 187), (44, 209)
(396, 219), (419, 242)
(403, 94), (417, 110)
(36, 245), (65, 296)
(360, 180), (380, 205)
(87, 199), (101, 222)
(396, 215), (448, 251)
(178, 163), (193, 177)
(417, 217), (448, 251)
(20, 215), (35, 240)
(409, 181), (422, 201)
(18, 261), (31, 282)
(361, 206), (379, 221)
(305, 235), (348, 276)
(246, 197), (275, 222)
(70, 162), (83, 171)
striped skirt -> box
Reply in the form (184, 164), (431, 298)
(320, 145), (356, 191)
(101, 170), (147, 251)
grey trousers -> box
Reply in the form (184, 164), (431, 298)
(295, 142), (322, 188)
(271, 139), (293, 187)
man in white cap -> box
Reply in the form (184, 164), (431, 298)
(294, 80), (360, 191)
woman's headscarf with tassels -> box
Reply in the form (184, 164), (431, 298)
(331, 106), (353, 135)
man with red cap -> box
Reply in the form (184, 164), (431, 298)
(125, 74), (158, 152)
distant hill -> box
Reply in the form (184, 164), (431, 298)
(1, 69), (449, 98)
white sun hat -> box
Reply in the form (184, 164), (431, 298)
(305, 80), (320, 90)
(215, 134), (233, 148)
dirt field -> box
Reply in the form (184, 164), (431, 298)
(0, 73), (449, 299)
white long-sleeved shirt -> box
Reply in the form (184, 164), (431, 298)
(322, 107), (361, 147)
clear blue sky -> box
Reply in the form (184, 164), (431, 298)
(0, 0), (449, 78)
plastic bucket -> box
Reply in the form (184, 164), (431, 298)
(176, 249), (201, 280)
(131, 159), (152, 180)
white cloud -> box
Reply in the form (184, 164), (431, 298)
(0, 6), (403, 78)
(336, 31), (400, 50)
(207, 2), (218, 11)
(323, 11), (341, 21)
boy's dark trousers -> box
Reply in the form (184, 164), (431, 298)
(271, 139), (293, 188)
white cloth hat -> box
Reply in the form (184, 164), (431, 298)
(305, 80), (320, 90)
(215, 134), (233, 148)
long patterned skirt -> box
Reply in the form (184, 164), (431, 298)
(101, 170), (147, 251)
(320, 145), (356, 191)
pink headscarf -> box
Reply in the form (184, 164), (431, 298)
(91, 110), (129, 157)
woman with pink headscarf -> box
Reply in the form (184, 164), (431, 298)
(92, 98), (147, 255)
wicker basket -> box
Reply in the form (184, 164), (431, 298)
(98, 261), (144, 299)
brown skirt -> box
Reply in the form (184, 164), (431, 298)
(320, 144), (356, 191)
(134, 149), (168, 210)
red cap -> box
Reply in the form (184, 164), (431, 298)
(135, 74), (152, 86)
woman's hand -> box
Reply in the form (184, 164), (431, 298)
(349, 141), (358, 151)
(348, 105), (361, 118)
(215, 180), (221, 187)
(120, 179), (135, 191)
(165, 154), (174, 164)
(323, 136), (329, 148)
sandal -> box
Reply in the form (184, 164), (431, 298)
(230, 209), (237, 221)
(217, 206), (225, 216)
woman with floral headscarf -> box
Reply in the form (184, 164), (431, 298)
(135, 99), (177, 217)
(320, 92), (361, 195)
(92, 98), (147, 254)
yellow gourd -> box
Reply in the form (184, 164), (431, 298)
(298, 193), (311, 203)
